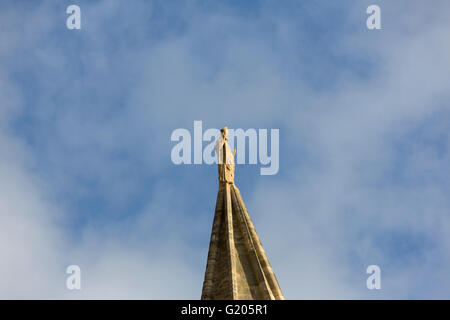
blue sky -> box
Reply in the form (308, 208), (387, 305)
(0, 0), (449, 298)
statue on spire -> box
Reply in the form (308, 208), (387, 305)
(202, 126), (285, 300)
(214, 127), (236, 184)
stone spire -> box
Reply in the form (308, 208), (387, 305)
(201, 127), (284, 300)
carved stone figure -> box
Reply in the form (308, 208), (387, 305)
(214, 127), (236, 184)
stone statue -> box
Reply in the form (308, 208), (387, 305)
(214, 127), (236, 184)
